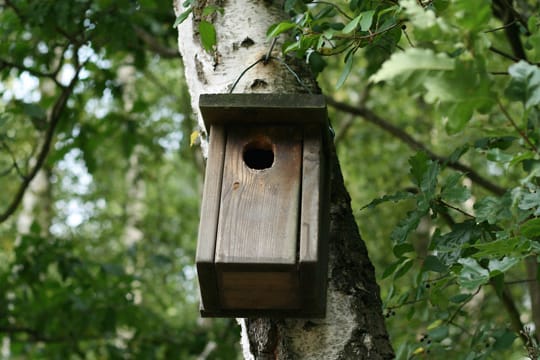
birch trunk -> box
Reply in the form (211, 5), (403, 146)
(174, 1), (394, 358)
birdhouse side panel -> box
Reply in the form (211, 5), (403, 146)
(196, 125), (227, 311)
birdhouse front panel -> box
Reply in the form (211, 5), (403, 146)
(196, 93), (330, 318)
(215, 125), (303, 310)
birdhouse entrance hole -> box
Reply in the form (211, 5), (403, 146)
(243, 137), (274, 170)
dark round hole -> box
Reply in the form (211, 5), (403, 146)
(243, 138), (274, 170)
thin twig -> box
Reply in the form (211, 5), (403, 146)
(485, 19), (518, 33)
(489, 46), (521, 62)
(497, 98), (538, 153)
(264, 37), (278, 64)
(228, 58), (264, 93)
(447, 287), (481, 324)
(0, 140), (25, 179)
(437, 199), (475, 218)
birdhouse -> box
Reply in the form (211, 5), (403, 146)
(196, 93), (330, 318)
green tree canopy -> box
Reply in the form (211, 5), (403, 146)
(1, 0), (540, 358)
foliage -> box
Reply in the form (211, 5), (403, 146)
(2, 0), (540, 358)
(0, 0), (239, 358)
(269, 0), (540, 358)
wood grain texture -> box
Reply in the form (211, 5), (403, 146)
(196, 125), (226, 311)
(300, 124), (321, 264)
(199, 94), (327, 127)
(215, 125), (302, 265)
(219, 271), (300, 309)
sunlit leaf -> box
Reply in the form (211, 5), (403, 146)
(199, 20), (217, 52)
(335, 52), (354, 89)
(267, 21), (297, 39)
(506, 61), (540, 110)
(457, 258), (489, 290)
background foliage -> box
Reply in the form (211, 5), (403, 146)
(1, 0), (540, 359)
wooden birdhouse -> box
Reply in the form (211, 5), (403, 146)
(196, 93), (330, 318)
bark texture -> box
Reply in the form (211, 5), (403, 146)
(174, 0), (394, 358)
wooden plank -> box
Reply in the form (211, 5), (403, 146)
(219, 271), (300, 309)
(299, 124), (330, 317)
(215, 126), (302, 265)
(199, 94), (327, 127)
(196, 125), (226, 311)
(299, 124), (322, 264)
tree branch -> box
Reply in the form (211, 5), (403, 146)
(491, 0), (528, 62)
(489, 46), (521, 62)
(493, 279), (530, 344)
(0, 62), (85, 224)
(326, 97), (507, 196)
(0, 58), (63, 87)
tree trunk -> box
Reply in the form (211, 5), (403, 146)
(174, 1), (394, 358)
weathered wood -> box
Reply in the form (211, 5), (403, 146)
(299, 124), (329, 316)
(196, 125), (226, 311)
(196, 94), (330, 317)
(199, 94), (327, 127)
(215, 126), (302, 265)
(219, 271), (300, 309)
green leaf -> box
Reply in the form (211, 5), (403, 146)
(199, 21), (217, 52)
(492, 329), (517, 351)
(391, 210), (425, 244)
(521, 217), (540, 238)
(474, 136), (517, 150)
(441, 173), (470, 203)
(202, 5), (224, 16)
(307, 51), (327, 76)
(342, 10), (375, 34)
(505, 60), (540, 110)
(449, 293), (470, 303)
(369, 48), (454, 83)
(488, 257), (519, 276)
(381, 257), (407, 279)
(457, 258), (489, 290)
(519, 191), (540, 216)
(173, 8), (192, 27)
(471, 236), (529, 258)
(433, 220), (478, 264)
(422, 255), (448, 273)
(409, 152), (430, 188)
(393, 243), (414, 257)
(267, 21), (297, 39)
(342, 14), (362, 34)
(335, 52), (354, 89)
(474, 193), (513, 224)
(359, 10), (375, 31)
(382, 257), (406, 279)
(486, 148), (513, 163)
(528, 15), (539, 33)
(393, 258), (414, 280)
(444, 101), (475, 134)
